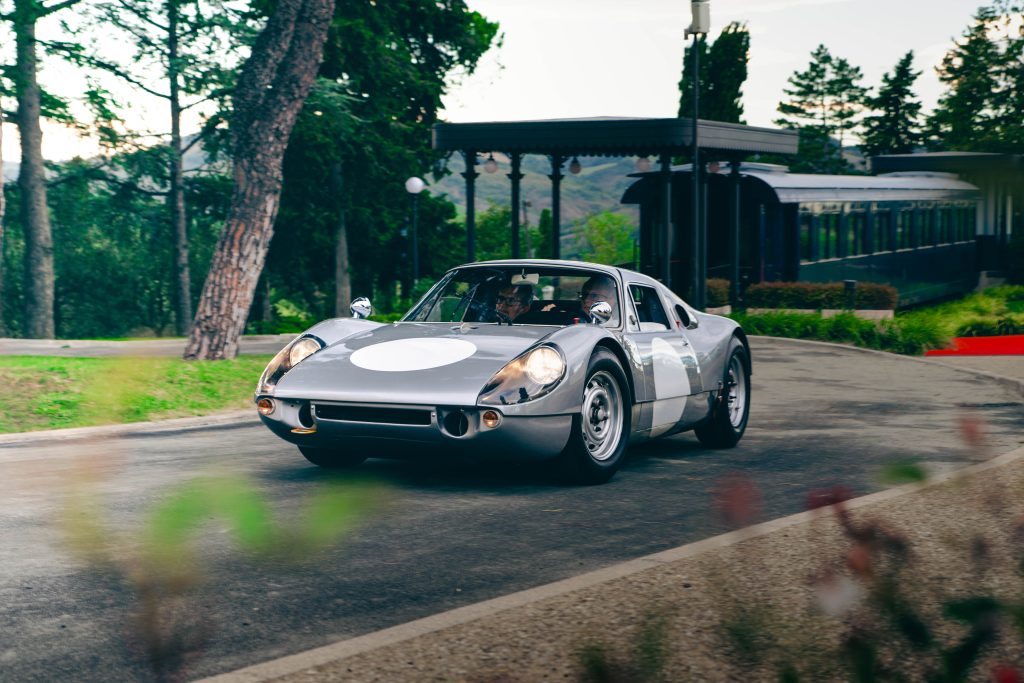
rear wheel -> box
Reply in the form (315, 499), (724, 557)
(558, 348), (631, 485)
(694, 338), (750, 448)
(298, 446), (367, 469)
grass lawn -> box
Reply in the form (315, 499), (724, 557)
(0, 355), (272, 434)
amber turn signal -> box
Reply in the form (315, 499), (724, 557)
(257, 397), (275, 416)
(481, 410), (501, 429)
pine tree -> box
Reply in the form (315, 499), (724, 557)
(928, 6), (1003, 150)
(861, 51), (922, 158)
(678, 22), (750, 124)
(775, 44), (866, 173)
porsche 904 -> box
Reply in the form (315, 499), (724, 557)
(255, 260), (751, 484)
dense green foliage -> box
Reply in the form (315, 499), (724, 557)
(2, 157), (229, 337)
(678, 22), (750, 124)
(0, 354), (270, 432)
(928, 1), (1024, 153)
(775, 44), (866, 173)
(268, 0), (500, 320)
(735, 286), (1024, 355)
(745, 282), (899, 310)
(730, 311), (946, 355)
(577, 211), (635, 266)
(861, 51), (923, 157)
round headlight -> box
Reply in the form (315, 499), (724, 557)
(288, 338), (322, 367)
(524, 347), (564, 385)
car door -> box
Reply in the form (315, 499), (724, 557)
(624, 283), (702, 437)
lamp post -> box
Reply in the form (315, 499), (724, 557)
(405, 176), (425, 281)
(686, 1), (710, 309)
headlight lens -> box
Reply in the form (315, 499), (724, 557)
(524, 347), (564, 385)
(478, 345), (566, 406)
(256, 335), (324, 396)
(289, 338), (322, 367)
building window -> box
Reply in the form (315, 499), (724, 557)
(818, 213), (839, 259)
(847, 212), (866, 256)
(799, 213), (813, 262)
(896, 210), (910, 249)
(874, 210), (891, 252)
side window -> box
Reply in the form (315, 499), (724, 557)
(628, 285), (670, 332)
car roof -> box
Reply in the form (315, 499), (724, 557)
(451, 259), (665, 290)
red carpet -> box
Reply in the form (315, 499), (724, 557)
(925, 335), (1024, 356)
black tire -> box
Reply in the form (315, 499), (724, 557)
(558, 348), (632, 485)
(694, 338), (750, 449)
(298, 446), (367, 469)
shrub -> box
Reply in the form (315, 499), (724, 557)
(955, 316), (1024, 337)
(731, 310), (948, 355)
(706, 279), (731, 307)
(745, 282), (898, 310)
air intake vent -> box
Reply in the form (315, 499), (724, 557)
(315, 404), (431, 426)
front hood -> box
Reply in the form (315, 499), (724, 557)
(274, 322), (556, 405)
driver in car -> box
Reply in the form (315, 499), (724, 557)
(494, 283), (533, 322)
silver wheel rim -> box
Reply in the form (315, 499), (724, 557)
(726, 355), (747, 428)
(581, 370), (624, 462)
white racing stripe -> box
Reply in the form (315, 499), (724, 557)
(350, 338), (477, 372)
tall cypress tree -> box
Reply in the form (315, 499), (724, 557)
(678, 21), (750, 124)
(861, 51), (922, 158)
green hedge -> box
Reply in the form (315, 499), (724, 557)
(731, 311), (947, 355)
(744, 281), (898, 310)
(706, 279), (731, 307)
(955, 315), (1024, 337)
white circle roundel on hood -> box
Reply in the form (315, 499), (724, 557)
(350, 338), (477, 372)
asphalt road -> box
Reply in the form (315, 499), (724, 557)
(1, 338), (1022, 681)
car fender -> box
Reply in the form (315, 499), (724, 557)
(494, 325), (637, 418)
(687, 312), (747, 392)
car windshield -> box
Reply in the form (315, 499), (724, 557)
(403, 266), (621, 327)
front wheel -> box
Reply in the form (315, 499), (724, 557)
(558, 348), (631, 485)
(298, 446), (367, 469)
(694, 338), (750, 449)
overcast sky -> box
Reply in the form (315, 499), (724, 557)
(442, 0), (980, 127)
(0, 0), (986, 163)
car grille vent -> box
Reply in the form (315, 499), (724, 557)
(314, 404), (432, 426)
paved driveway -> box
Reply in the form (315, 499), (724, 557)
(0, 338), (1021, 681)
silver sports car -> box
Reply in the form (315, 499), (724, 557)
(256, 260), (751, 484)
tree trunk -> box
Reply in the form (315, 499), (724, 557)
(168, 0), (192, 337)
(183, 0), (334, 360)
(331, 161), (351, 317)
(14, 0), (55, 339)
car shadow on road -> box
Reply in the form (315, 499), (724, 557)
(259, 455), (570, 492)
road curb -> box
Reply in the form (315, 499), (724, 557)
(199, 443), (1024, 683)
(749, 335), (1024, 396)
(0, 409), (257, 447)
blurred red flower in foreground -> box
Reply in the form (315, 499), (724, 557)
(992, 664), (1023, 683)
(805, 485), (854, 512)
(958, 411), (986, 451)
(713, 473), (762, 529)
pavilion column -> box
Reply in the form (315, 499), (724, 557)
(659, 152), (672, 289)
(462, 150), (477, 262)
(548, 154), (564, 259)
(509, 153), (523, 258)
(729, 157), (742, 305)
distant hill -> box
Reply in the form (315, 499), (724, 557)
(431, 154), (642, 230)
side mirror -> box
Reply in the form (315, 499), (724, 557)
(588, 301), (612, 325)
(350, 297), (372, 319)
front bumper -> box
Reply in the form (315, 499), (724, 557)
(257, 397), (572, 460)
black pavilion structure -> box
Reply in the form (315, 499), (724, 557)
(432, 117), (798, 309)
